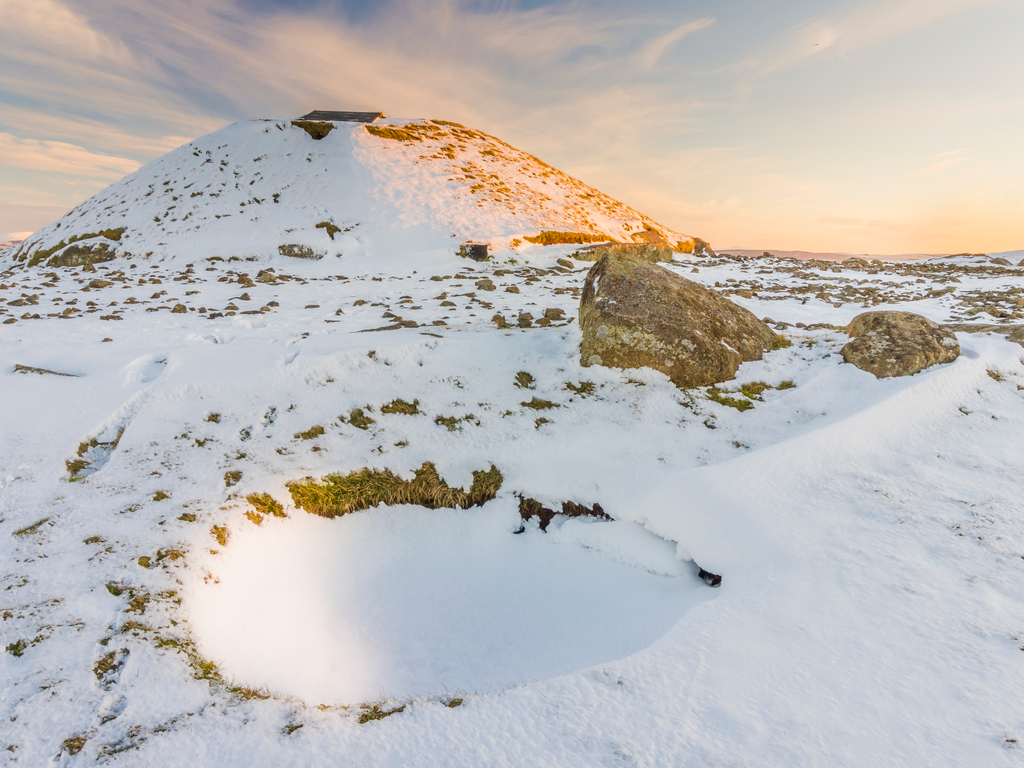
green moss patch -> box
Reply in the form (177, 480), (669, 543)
(287, 462), (503, 519)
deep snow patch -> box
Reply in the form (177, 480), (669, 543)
(185, 498), (709, 703)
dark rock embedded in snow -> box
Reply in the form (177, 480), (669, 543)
(841, 311), (960, 378)
(578, 251), (779, 388)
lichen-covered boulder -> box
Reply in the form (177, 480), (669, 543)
(841, 311), (959, 378)
(572, 243), (675, 264)
(579, 252), (779, 388)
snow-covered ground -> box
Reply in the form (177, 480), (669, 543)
(2, 243), (1023, 766)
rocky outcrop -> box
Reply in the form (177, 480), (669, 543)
(49, 242), (117, 267)
(579, 251), (780, 388)
(841, 311), (959, 378)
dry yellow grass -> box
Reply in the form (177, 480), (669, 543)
(287, 462), (503, 519)
(524, 231), (613, 246)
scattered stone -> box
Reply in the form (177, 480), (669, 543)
(475, 278), (496, 291)
(517, 312), (534, 328)
(543, 308), (565, 320)
(171, 304), (187, 314)
(841, 311), (960, 378)
(579, 251), (779, 388)
(491, 314), (508, 328)
(505, 286), (520, 294)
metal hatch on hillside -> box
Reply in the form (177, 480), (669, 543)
(459, 243), (489, 261)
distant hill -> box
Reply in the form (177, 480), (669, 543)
(6, 118), (705, 271)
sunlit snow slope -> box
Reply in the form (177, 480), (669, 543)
(8, 118), (698, 270)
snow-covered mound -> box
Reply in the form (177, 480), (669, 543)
(7, 118), (699, 271)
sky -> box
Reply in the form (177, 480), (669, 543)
(1, 0), (1022, 254)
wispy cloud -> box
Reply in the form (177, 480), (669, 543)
(635, 17), (715, 71)
(918, 148), (970, 174)
(0, 133), (141, 177)
(741, 0), (1002, 87)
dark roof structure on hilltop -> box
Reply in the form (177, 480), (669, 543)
(299, 111), (383, 123)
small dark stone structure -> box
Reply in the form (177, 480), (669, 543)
(459, 243), (489, 261)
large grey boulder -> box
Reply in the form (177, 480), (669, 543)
(841, 311), (959, 378)
(579, 251), (780, 388)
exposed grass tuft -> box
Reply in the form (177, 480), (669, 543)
(739, 382), (770, 400)
(315, 221), (342, 240)
(434, 414), (476, 431)
(294, 425), (325, 440)
(514, 371), (535, 389)
(224, 470), (242, 487)
(524, 231), (614, 246)
(521, 397), (558, 410)
(565, 381), (595, 396)
(359, 704), (405, 724)
(776, 380), (796, 390)
(770, 335), (793, 350)
(347, 408), (376, 430)
(380, 398), (420, 415)
(287, 462), (503, 519)
(211, 525), (229, 546)
(62, 736), (88, 756)
(153, 490), (170, 502)
(707, 388), (754, 412)
(13, 517), (50, 536)
(247, 493), (286, 518)
(205, 413), (221, 424)
(366, 125), (426, 142)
